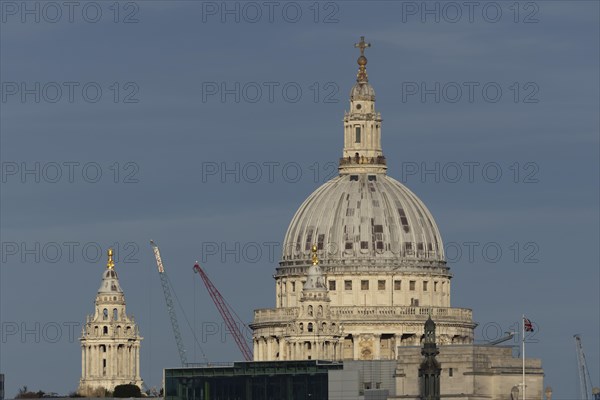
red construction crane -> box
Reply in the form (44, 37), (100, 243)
(193, 262), (253, 362)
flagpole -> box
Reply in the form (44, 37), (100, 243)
(522, 314), (526, 400)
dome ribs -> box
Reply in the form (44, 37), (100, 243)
(280, 174), (446, 268)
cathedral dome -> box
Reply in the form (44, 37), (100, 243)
(350, 82), (375, 101)
(97, 249), (123, 294)
(280, 37), (445, 271)
(253, 38), (477, 366)
(98, 268), (123, 293)
(281, 173), (445, 268)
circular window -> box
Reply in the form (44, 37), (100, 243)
(356, 104), (362, 110)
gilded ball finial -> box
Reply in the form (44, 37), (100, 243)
(107, 248), (115, 269)
(354, 36), (371, 83)
(311, 244), (319, 265)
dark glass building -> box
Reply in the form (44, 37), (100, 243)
(164, 361), (342, 400)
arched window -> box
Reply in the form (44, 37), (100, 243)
(307, 305), (313, 316)
(299, 323), (304, 333)
(317, 305), (323, 316)
(103, 308), (108, 320)
(355, 127), (361, 143)
(308, 323), (313, 333)
(117, 326), (122, 335)
(113, 308), (118, 321)
(103, 326), (108, 335)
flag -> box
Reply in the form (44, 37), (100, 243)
(524, 317), (534, 332)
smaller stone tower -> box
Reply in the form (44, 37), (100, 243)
(419, 316), (441, 400)
(79, 249), (143, 396)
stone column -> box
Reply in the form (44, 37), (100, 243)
(81, 346), (85, 378)
(294, 341), (298, 360)
(136, 345), (141, 379)
(317, 340), (321, 359)
(353, 336), (360, 360)
(87, 345), (91, 377)
(333, 342), (338, 360)
(131, 346), (134, 379)
(279, 338), (285, 360)
(113, 345), (117, 378)
(393, 334), (400, 360)
(108, 345), (113, 378)
(96, 345), (99, 377)
(136, 343), (142, 380)
(88, 345), (93, 377)
(92, 345), (97, 377)
(126, 346), (130, 379)
(135, 345), (139, 378)
(374, 334), (381, 360)
(130, 345), (134, 379)
(266, 338), (272, 360)
(114, 345), (118, 378)
(128, 346), (132, 378)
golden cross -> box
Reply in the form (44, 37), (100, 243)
(354, 36), (371, 56)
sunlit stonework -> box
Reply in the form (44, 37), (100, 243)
(147, 37), (546, 399)
(251, 37), (475, 362)
(79, 249), (143, 396)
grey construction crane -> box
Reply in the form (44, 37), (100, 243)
(574, 334), (599, 400)
(151, 240), (188, 366)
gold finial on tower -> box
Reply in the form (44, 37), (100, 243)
(107, 248), (115, 269)
(354, 36), (371, 82)
(311, 244), (319, 266)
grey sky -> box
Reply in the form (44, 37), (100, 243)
(1, 1), (598, 398)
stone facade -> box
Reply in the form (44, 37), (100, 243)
(394, 345), (544, 399)
(250, 37), (544, 398)
(251, 37), (475, 362)
(78, 249), (143, 396)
